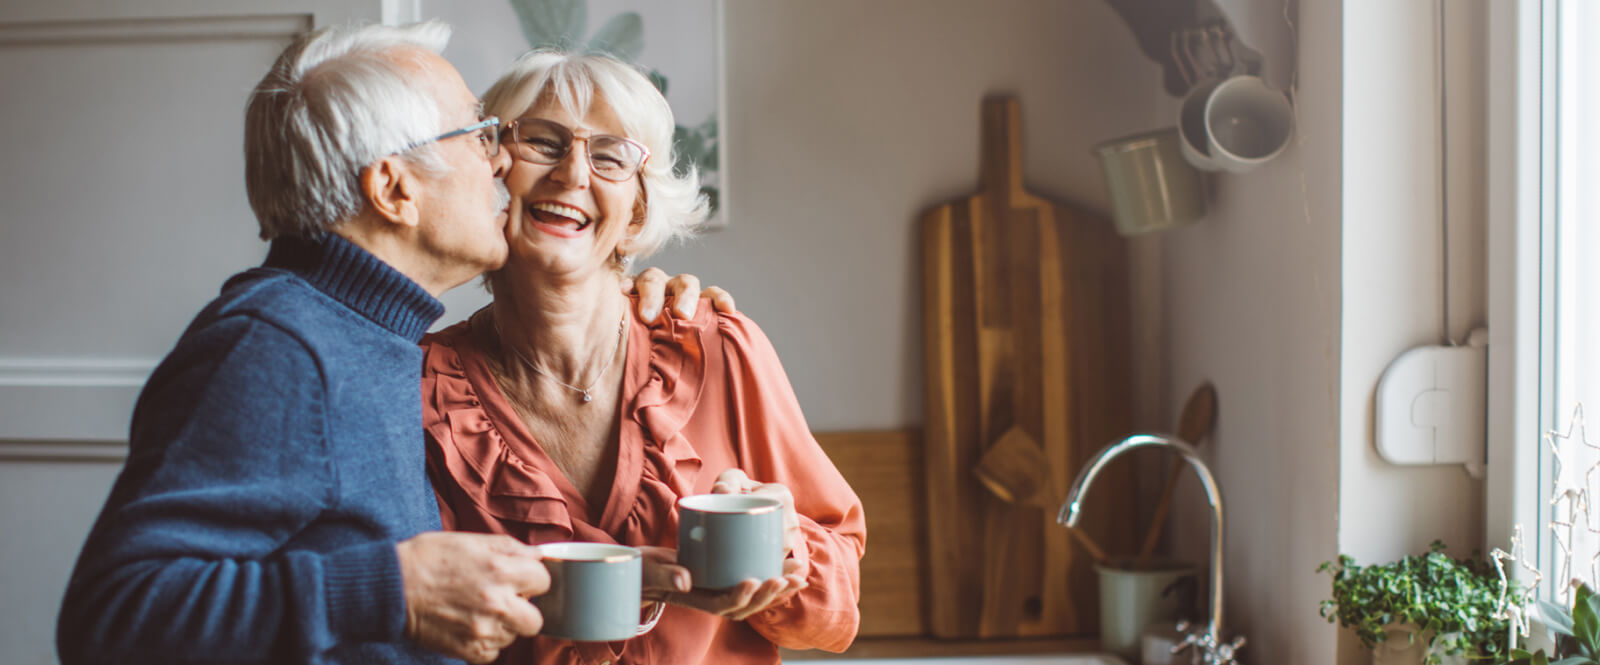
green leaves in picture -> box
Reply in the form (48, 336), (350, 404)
(509, 0), (643, 59)
(1505, 582), (1600, 665)
(673, 115), (719, 212)
(1317, 541), (1511, 664)
(507, 0), (721, 217)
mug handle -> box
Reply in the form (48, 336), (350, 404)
(636, 599), (666, 636)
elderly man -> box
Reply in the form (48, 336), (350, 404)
(57, 20), (723, 665)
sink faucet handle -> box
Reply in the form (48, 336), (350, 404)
(1222, 636), (1248, 661)
(1169, 622), (1202, 657)
(1209, 635), (1247, 665)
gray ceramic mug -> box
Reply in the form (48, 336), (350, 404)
(676, 494), (785, 590)
(533, 542), (647, 642)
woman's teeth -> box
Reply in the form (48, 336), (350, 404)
(529, 202), (591, 230)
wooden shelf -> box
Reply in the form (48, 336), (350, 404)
(782, 636), (1102, 661)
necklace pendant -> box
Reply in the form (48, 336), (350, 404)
(581, 391), (592, 404)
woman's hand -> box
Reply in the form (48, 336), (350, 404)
(711, 469), (802, 562)
(638, 545), (809, 621)
(639, 545), (691, 602)
(623, 267), (736, 322)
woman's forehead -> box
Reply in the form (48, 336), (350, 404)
(521, 88), (627, 135)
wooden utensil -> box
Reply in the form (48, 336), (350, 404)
(1131, 383), (1218, 570)
(922, 96), (1135, 639)
(973, 425), (1053, 506)
(973, 426), (1107, 566)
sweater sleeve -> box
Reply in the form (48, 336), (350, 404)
(57, 317), (408, 665)
(714, 312), (866, 652)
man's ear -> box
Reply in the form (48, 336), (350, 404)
(359, 156), (421, 229)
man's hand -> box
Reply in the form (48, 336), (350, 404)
(396, 532), (549, 664)
(623, 267), (736, 322)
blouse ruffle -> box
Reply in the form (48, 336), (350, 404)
(420, 316), (710, 544)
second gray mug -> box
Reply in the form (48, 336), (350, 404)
(676, 494), (785, 590)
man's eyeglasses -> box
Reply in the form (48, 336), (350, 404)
(397, 117), (501, 160)
(505, 118), (650, 182)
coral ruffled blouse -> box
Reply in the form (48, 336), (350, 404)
(420, 302), (865, 665)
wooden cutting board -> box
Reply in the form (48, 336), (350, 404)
(812, 430), (926, 638)
(921, 96), (1137, 639)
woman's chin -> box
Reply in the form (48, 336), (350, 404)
(504, 246), (615, 282)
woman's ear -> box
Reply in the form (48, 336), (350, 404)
(359, 156), (421, 229)
(631, 181), (649, 226)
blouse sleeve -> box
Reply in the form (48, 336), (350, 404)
(713, 312), (866, 652)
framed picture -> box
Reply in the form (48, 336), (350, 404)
(507, 0), (728, 228)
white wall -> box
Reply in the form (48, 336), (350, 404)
(425, 0), (1175, 431)
(1333, 1), (1489, 661)
(1337, 0), (1488, 650)
(1161, 0), (1343, 662)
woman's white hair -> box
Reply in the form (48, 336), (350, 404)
(245, 20), (454, 240)
(482, 49), (708, 260)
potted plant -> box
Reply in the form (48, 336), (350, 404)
(1318, 541), (1512, 665)
(1504, 581), (1600, 664)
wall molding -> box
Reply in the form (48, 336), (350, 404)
(0, 14), (309, 47)
(0, 358), (154, 387)
(0, 440), (127, 462)
(0, 359), (154, 442)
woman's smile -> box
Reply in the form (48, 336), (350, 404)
(525, 199), (594, 237)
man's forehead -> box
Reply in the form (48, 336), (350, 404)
(389, 47), (477, 120)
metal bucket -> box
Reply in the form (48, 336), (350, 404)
(1093, 128), (1207, 236)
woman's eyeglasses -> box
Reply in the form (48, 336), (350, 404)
(505, 118), (650, 182)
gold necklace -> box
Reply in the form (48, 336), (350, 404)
(491, 308), (625, 405)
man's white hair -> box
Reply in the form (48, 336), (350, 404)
(483, 49), (708, 260)
(245, 20), (455, 240)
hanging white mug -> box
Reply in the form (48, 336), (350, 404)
(1202, 75), (1293, 173)
(1178, 78), (1225, 171)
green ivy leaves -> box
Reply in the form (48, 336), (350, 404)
(1318, 541), (1511, 663)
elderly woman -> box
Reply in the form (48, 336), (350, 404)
(419, 49), (865, 665)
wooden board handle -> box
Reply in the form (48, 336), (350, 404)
(980, 96), (1023, 204)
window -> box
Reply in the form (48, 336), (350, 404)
(1491, 0), (1600, 604)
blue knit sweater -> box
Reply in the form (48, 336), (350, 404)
(58, 235), (460, 665)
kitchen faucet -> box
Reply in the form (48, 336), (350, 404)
(1058, 434), (1245, 665)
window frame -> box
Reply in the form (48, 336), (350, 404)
(1486, 0), (1575, 602)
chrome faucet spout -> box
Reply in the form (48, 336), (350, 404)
(1058, 433), (1230, 654)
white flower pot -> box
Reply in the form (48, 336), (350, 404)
(1371, 624), (1468, 665)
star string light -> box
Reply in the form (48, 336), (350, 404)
(1492, 524), (1542, 648)
(1546, 403), (1596, 603)
(1581, 410), (1600, 586)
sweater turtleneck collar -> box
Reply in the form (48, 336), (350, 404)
(264, 233), (445, 343)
